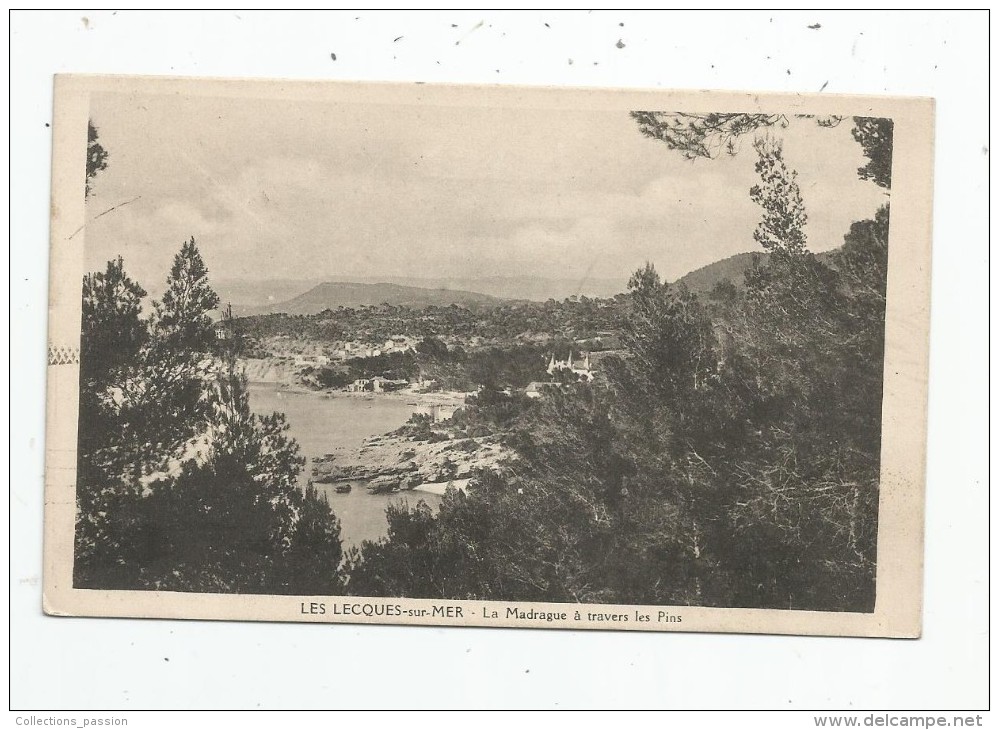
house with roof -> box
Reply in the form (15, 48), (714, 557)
(546, 351), (595, 382)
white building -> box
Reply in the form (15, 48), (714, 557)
(546, 351), (595, 382)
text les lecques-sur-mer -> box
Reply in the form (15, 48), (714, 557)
(300, 602), (463, 618)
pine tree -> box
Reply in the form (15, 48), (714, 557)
(152, 238), (220, 352)
(77, 257), (149, 588)
(623, 262), (716, 397)
(80, 256), (147, 381)
(852, 118), (894, 190)
(281, 485), (344, 595)
(749, 137), (808, 256)
(86, 120), (109, 198)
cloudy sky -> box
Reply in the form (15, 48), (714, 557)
(85, 90), (887, 296)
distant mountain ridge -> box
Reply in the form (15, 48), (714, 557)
(225, 248), (843, 315)
(246, 281), (504, 315)
(217, 275), (626, 309)
(673, 248), (839, 295)
(343, 275), (628, 302)
(673, 252), (766, 294)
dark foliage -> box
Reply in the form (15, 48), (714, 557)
(631, 111), (891, 195)
(86, 120), (108, 198)
(630, 112), (844, 160)
(152, 237), (221, 353)
(80, 256), (147, 381)
(852, 117), (894, 189)
(236, 297), (625, 357)
(345, 127), (891, 612)
(75, 239), (344, 594)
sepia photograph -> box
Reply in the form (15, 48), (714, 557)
(14, 9), (991, 716)
(43, 75), (933, 637)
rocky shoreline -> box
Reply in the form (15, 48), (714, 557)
(309, 427), (505, 494)
(244, 364), (507, 495)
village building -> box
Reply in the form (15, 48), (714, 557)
(348, 376), (409, 393)
(369, 376), (408, 392)
(546, 351), (595, 381)
(347, 378), (371, 392)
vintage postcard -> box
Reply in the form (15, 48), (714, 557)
(44, 75), (934, 636)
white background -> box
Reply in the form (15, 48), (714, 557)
(9, 9), (990, 711)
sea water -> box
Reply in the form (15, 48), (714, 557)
(247, 382), (443, 547)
